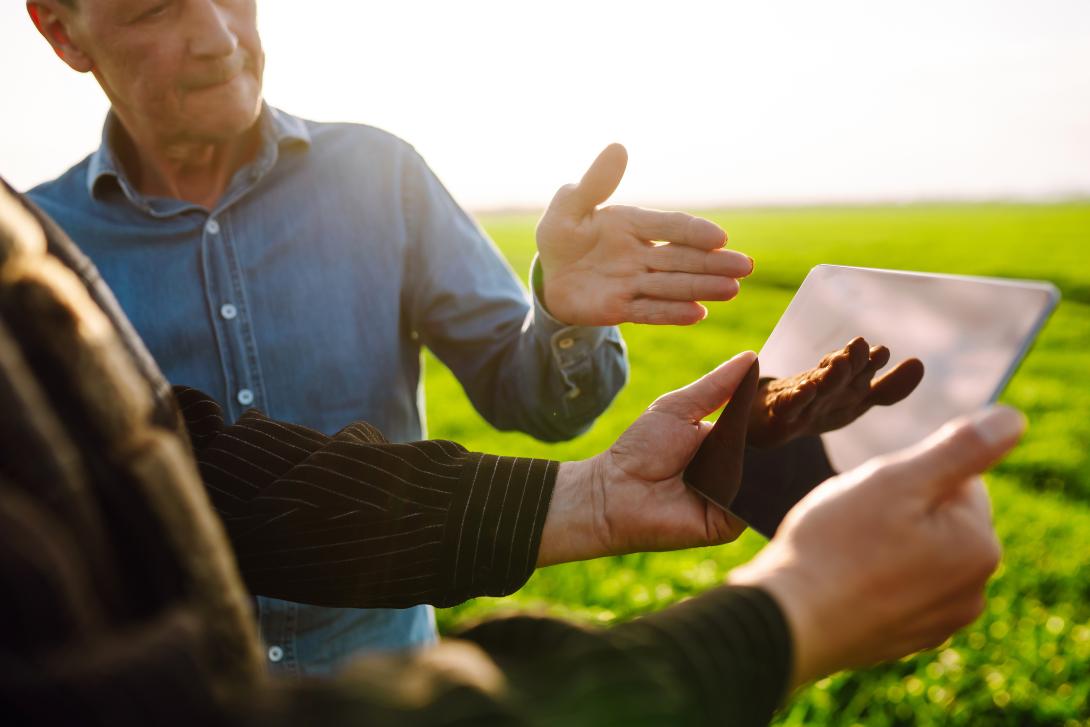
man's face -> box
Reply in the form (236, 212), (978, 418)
(65, 0), (264, 144)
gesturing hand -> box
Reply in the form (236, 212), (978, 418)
(536, 144), (754, 327)
(747, 336), (925, 449)
(537, 352), (758, 567)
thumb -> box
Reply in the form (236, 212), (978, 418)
(655, 351), (758, 420)
(885, 405), (1026, 506)
(681, 357), (761, 509)
(552, 143), (628, 217)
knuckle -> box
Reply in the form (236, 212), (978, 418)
(645, 244), (670, 270)
(711, 518), (742, 544)
(629, 298), (652, 322)
(549, 183), (579, 208)
(717, 276), (740, 300)
(973, 534), (1002, 578)
(648, 308), (672, 324)
(600, 205), (629, 226)
(701, 251), (714, 275)
(673, 212), (694, 238)
(635, 274), (658, 298)
(949, 594), (987, 630)
(919, 631), (951, 653)
(860, 454), (899, 482)
(948, 422), (988, 455)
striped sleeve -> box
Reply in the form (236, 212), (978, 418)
(171, 386), (558, 609)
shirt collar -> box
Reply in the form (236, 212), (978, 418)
(85, 102), (312, 201)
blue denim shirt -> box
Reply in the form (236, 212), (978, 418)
(28, 106), (628, 677)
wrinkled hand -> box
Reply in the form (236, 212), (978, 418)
(747, 336), (925, 449)
(537, 352), (759, 567)
(731, 406), (1024, 689)
(536, 144), (754, 327)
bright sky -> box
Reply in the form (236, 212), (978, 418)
(2, 0), (1089, 209)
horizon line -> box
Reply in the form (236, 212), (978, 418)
(469, 191), (1090, 216)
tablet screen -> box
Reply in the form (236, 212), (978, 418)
(759, 265), (1059, 471)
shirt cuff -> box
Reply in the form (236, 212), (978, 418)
(439, 454), (559, 604)
(529, 254), (622, 370)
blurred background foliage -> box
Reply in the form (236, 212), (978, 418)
(426, 203), (1090, 726)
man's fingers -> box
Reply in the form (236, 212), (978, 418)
(645, 244), (753, 278)
(867, 345), (892, 371)
(885, 406), (1026, 505)
(655, 351), (758, 419)
(869, 358), (925, 406)
(550, 143), (629, 217)
(850, 345), (891, 393)
(814, 353), (854, 392)
(622, 206), (727, 250)
(637, 272), (741, 302)
(846, 337), (870, 374)
(626, 298), (708, 326)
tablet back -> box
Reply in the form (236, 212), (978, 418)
(759, 265), (1059, 471)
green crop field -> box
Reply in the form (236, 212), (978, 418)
(424, 203), (1090, 726)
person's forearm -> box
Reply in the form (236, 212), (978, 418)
(612, 586), (793, 726)
(175, 386), (559, 609)
(245, 585), (792, 727)
(399, 143), (628, 443)
(536, 458), (603, 567)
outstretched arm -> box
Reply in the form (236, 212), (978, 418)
(176, 385), (558, 609)
(402, 144), (754, 442)
(174, 353), (763, 607)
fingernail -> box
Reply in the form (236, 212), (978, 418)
(746, 255), (755, 274)
(971, 406), (1026, 447)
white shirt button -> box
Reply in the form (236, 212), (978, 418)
(237, 388), (255, 406)
(558, 337), (575, 350)
(220, 303), (238, 320)
(205, 219), (221, 235)
(267, 645), (284, 663)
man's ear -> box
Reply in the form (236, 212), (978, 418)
(27, 2), (94, 73)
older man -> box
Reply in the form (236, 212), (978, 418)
(25, 0), (755, 675)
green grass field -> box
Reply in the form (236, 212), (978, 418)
(424, 203), (1090, 726)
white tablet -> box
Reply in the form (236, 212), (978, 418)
(759, 265), (1060, 471)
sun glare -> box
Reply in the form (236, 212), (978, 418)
(2, 0), (1088, 208)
